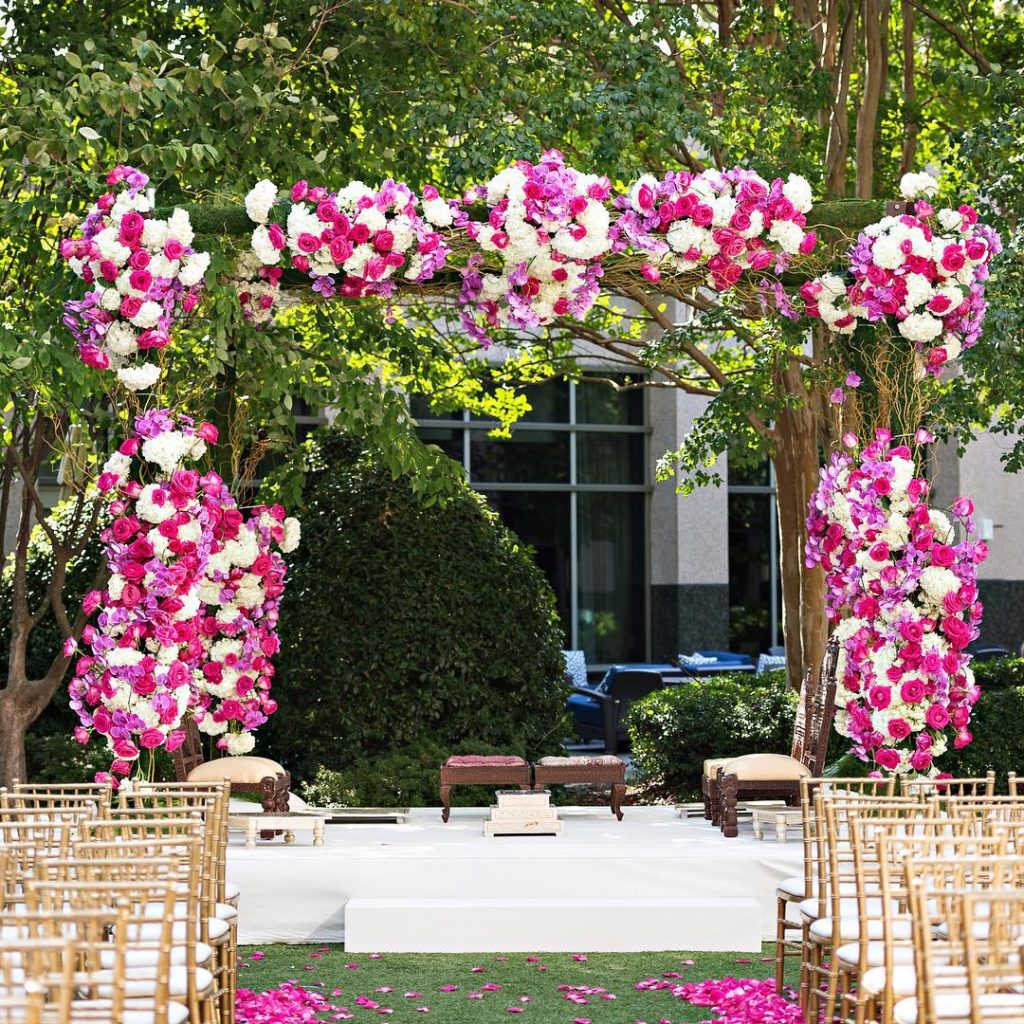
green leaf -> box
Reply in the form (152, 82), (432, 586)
(78, 126), (100, 140)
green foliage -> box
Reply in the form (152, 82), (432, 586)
(626, 671), (801, 799)
(972, 658), (1024, 691)
(259, 429), (570, 789)
(23, 730), (112, 784)
(941, 688), (1024, 781)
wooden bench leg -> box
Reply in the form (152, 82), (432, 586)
(720, 773), (740, 838)
(440, 783), (451, 823)
(611, 782), (626, 821)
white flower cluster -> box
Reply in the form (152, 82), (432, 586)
(245, 179), (279, 225)
(899, 171), (939, 200)
(141, 429), (207, 475)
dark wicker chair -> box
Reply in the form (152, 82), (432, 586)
(572, 669), (666, 754)
(713, 637), (839, 838)
(439, 755), (532, 822)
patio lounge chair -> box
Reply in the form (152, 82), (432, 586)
(570, 668), (666, 754)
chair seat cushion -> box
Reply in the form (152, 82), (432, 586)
(187, 756), (286, 784)
(703, 758), (732, 778)
(776, 875), (806, 899)
(536, 756), (622, 768)
(836, 941), (916, 969)
(72, 1000), (189, 1024)
(443, 756), (528, 767)
(894, 993), (1024, 1024)
(861, 965), (917, 999)
(721, 753), (810, 781)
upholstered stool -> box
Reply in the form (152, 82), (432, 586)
(532, 755), (627, 820)
(717, 753), (810, 838)
(439, 756), (531, 822)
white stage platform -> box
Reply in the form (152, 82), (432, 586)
(226, 806), (800, 952)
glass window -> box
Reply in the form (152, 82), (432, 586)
(576, 380), (644, 425)
(577, 492), (646, 663)
(470, 431), (570, 484)
(479, 490), (572, 643)
(418, 427), (464, 464)
(577, 433), (645, 485)
(728, 491), (779, 656)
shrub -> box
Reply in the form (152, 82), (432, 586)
(626, 671), (799, 799)
(971, 657), (1024, 691)
(260, 430), (570, 791)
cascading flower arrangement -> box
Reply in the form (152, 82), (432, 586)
(194, 504), (298, 754)
(805, 431), (988, 774)
(610, 168), (817, 290)
(800, 174), (1001, 375)
(67, 409), (299, 780)
(239, 176), (453, 323)
(60, 165), (210, 391)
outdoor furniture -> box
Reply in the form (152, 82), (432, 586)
(172, 718), (291, 837)
(563, 649), (589, 688)
(229, 810), (326, 848)
(713, 636), (839, 837)
(569, 668), (666, 753)
(439, 755), (532, 822)
(532, 755), (628, 819)
(675, 651), (756, 677)
(750, 805), (802, 842)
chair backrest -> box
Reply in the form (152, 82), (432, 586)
(795, 636), (839, 775)
(608, 669), (665, 704)
(170, 718), (205, 782)
(563, 650), (588, 689)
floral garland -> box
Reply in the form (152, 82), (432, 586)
(805, 431), (987, 774)
(801, 173), (1000, 374)
(239, 176), (452, 324)
(67, 409), (299, 779)
(238, 152), (820, 345)
(60, 166), (210, 391)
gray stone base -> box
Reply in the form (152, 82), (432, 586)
(651, 583), (730, 661)
(976, 580), (1024, 654)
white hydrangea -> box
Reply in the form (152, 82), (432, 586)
(903, 273), (933, 309)
(117, 363), (161, 392)
(422, 197), (453, 227)
(900, 171), (939, 199)
(890, 457), (915, 497)
(937, 208), (963, 231)
(136, 484), (176, 524)
(943, 337), (962, 362)
(148, 253), (177, 280)
(129, 301), (162, 330)
(141, 430), (195, 474)
(919, 565), (961, 603)
(106, 648), (145, 667)
(898, 312), (943, 343)
(245, 179), (279, 225)
(709, 195), (737, 228)
(210, 638), (244, 662)
(223, 731), (256, 755)
(336, 181), (375, 208)
(872, 235), (905, 270)
(250, 226), (280, 265)
(107, 575), (126, 601)
(768, 219), (804, 255)
(166, 208), (194, 248)
(178, 251), (211, 288)
(553, 203), (610, 261)
(141, 218), (168, 250)
(101, 451), (132, 483)
(197, 716), (228, 736)
(781, 174), (814, 213)
(281, 517), (301, 553)
(100, 287), (123, 312)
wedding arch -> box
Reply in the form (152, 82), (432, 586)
(57, 155), (998, 779)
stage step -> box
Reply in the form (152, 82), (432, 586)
(343, 896), (761, 952)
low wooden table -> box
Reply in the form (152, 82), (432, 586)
(229, 811), (326, 848)
(750, 805), (802, 842)
(440, 756), (532, 822)
(532, 755), (627, 820)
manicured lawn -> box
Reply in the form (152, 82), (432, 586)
(237, 943), (795, 1022)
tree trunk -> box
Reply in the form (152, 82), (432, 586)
(772, 362), (829, 690)
(0, 682), (49, 786)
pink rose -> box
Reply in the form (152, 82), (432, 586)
(139, 728), (166, 750)
(868, 685), (891, 710)
(163, 239), (185, 261)
(291, 180), (309, 203)
(941, 615), (971, 650)
(297, 232), (321, 254)
(129, 249), (150, 271)
(197, 421), (219, 444)
(99, 260), (119, 282)
(268, 223), (286, 249)
(875, 748), (901, 771)
(900, 679), (925, 704)
(925, 704), (951, 730)
(887, 718), (912, 740)
(120, 295), (143, 319)
(128, 268), (152, 293)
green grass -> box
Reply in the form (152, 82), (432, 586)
(238, 943), (795, 1022)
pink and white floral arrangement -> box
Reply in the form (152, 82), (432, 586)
(239, 176), (452, 323)
(805, 431), (987, 774)
(800, 173), (1001, 375)
(67, 409), (299, 780)
(60, 165), (210, 391)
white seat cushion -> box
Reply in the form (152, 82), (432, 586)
(894, 993), (1024, 1024)
(187, 755), (286, 784)
(861, 965), (917, 998)
(71, 999), (189, 1024)
(215, 902), (238, 921)
(836, 941), (916, 969)
(703, 758), (732, 778)
(536, 755), (623, 767)
(721, 753), (810, 781)
(777, 875), (806, 899)
(224, 882), (240, 902)
(95, 965), (214, 998)
(102, 944), (213, 969)
(809, 909), (911, 943)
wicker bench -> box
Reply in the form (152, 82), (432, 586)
(532, 755), (627, 820)
(439, 755), (532, 822)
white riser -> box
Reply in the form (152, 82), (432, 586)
(343, 896), (760, 952)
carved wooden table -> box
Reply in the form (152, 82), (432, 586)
(229, 811), (326, 848)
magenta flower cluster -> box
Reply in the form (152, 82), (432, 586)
(805, 431), (988, 774)
(636, 975), (801, 1023)
(67, 410), (299, 779)
(60, 165), (210, 391)
(801, 199), (1000, 374)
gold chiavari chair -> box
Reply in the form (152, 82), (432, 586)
(899, 772), (997, 800)
(1008, 772), (1018, 797)
(775, 777), (899, 996)
(801, 793), (936, 1023)
(898, 866), (1024, 1024)
(944, 796), (1024, 834)
(115, 783), (236, 1024)
(0, 936), (74, 1024)
(847, 828), (1011, 1024)
(19, 880), (185, 1024)
(5, 783), (113, 816)
(73, 830), (222, 1024)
